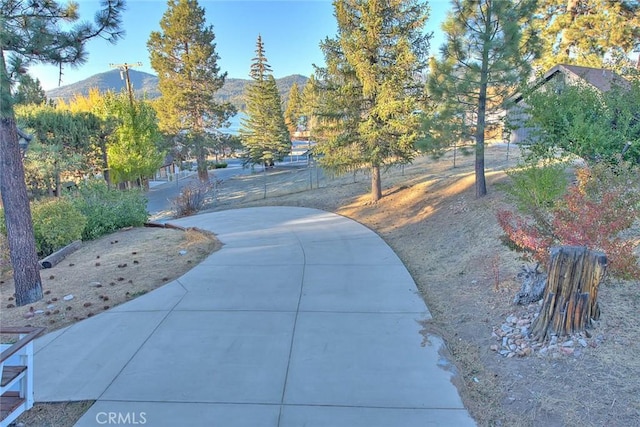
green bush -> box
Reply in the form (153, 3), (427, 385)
(67, 180), (148, 240)
(32, 198), (86, 257)
(504, 163), (568, 212)
(207, 160), (228, 169)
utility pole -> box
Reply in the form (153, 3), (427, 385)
(109, 62), (143, 106)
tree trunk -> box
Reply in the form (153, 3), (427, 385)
(562, 0), (580, 58)
(101, 136), (111, 187)
(474, 0), (491, 198)
(196, 146), (209, 182)
(531, 246), (607, 342)
(0, 117), (43, 306)
(371, 164), (382, 202)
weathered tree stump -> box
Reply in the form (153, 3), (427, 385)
(530, 246), (607, 342)
(513, 263), (546, 305)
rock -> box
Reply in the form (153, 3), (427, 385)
(549, 335), (558, 345)
(562, 340), (574, 347)
(88, 281), (101, 287)
(63, 294), (74, 301)
(34, 310), (44, 315)
(578, 338), (588, 348)
(499, 350), (510, 356)
(509, 344), (517, 351)
(490, 344), (499, 351)
(501, 324), (514, 333)
(47, 304), (55, 309)
(560, 347), (574, 355)
(23, 312), (34, 319)
(506, 315), (518, 325)
(179, 250), (187, 255)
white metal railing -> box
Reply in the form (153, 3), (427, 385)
(1, 327), (45, 427)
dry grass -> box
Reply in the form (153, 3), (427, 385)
(0, 226), (221, 340)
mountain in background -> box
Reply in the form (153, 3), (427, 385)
(46, 69), (309, 110)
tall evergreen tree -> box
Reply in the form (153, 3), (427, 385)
(534, 0), (640, 74)
(284, 81), (302, 135)
(315, 0), (430, 202)
(431, 0), (540, 197)
(314, 37), (366, 175)
(14, 74), (47, 106)
(0, 0), (124, 306)
(300, 75), (319, 136)
(240, 36), (291, 167)
(147, 0), (235, 182)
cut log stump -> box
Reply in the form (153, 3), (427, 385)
(530, 246), (607, 342)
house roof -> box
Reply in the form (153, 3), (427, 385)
(544, 64), (630, 92)
(513, 64), (631, 104)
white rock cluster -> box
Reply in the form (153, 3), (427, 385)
(491, 302), (601, 359)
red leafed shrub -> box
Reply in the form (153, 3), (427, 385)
(498, 162), (640, 279)
(496, 210), (553, 263)
(553, 185), (639, 279)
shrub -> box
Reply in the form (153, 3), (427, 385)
(68, 180), (148, 240)
(174, 181), (213, 217)
(498, 160), (640, 279)
(31, 198), (86, 257)
(504, 162), (568, 213)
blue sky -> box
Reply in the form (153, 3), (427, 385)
(31, 0), (451, 91)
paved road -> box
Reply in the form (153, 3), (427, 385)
(146, 159), (321, 220)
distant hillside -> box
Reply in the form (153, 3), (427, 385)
(46, 69), (308, 110)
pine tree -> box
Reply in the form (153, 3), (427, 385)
(315, 0), (430, 202)
(431, 0), (540, 197)
(314, 37), (366, 175)
(300, 75), (318, 136)
(240, 36), (291, 167)
(14, 74), (47, 106)
(0, 0), (124, 306)
(534, 0), (640, 74)
(284, 82), (302, 136)
(147, 0), (235, 182)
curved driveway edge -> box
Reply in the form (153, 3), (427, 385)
(33, 207), (475, 426)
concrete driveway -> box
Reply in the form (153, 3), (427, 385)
(33, 207), (475, 426)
